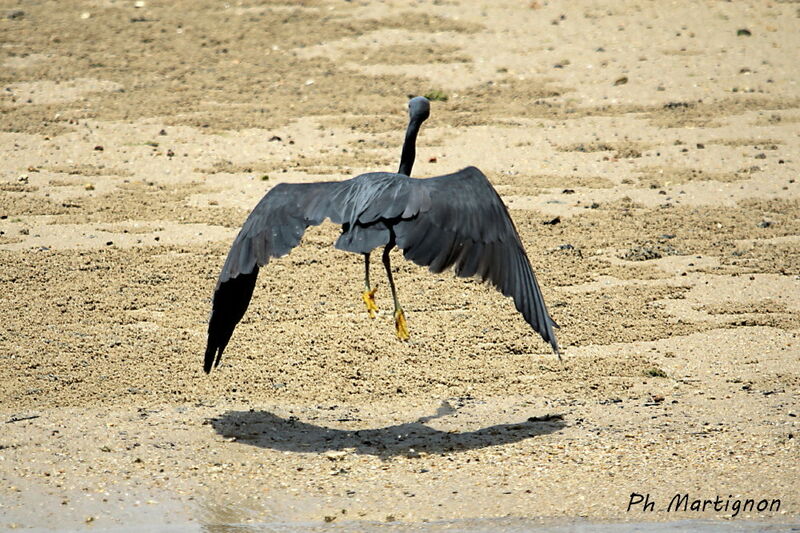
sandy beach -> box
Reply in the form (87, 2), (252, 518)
(1, 0), (798, 530)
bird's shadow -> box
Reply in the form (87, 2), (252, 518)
(210, 402), (566, 457)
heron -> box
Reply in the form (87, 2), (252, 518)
(204, 96), (560, 373)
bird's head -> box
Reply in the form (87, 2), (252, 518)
(398, 96), (430, 176)
(408, 96), (431, 124)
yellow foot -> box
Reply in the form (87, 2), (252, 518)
(361, 288), (378, 319)
(394, 309), (410, 341)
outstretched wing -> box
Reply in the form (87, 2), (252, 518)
(205, 181), (348, 373)
(393, 166), (560, 355)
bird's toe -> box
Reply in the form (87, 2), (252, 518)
(394, 308), (410, 341)
(361, 288), (379, 319)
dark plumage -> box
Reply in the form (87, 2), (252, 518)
(204, 97), (559, 373)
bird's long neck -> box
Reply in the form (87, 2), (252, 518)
(398, 117), (422, 177)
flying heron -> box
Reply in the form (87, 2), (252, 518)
(204, 96), (560, 373)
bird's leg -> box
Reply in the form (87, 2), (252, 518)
(361, 252), (378, 319)
(382, 244), (409, 340)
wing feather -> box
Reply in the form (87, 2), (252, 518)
(394, 167), (559, 354)
(205, 180), (348, 373)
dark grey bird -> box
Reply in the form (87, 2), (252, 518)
(204, 96), (560, 373)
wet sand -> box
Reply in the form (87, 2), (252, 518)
(1, 0), (798, 530)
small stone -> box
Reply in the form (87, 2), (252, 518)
(324, 450), (347, 461)
(622, 246), (662, 261)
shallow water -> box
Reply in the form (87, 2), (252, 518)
(9, 518), (800, 533)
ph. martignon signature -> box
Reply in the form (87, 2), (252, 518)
(627, 493), (781, 518)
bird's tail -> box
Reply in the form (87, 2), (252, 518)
(204, 268), (259, 373)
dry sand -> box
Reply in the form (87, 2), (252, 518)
(1, 0), (798, 530)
